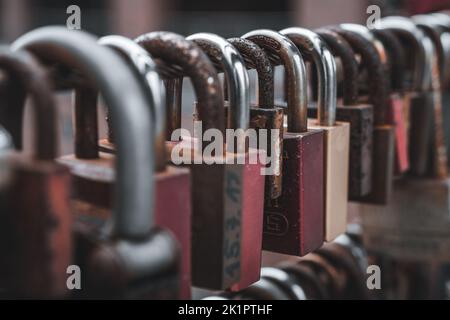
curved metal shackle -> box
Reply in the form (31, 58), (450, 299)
(186, 33), (250, 132)
(135, 32), (225, 138)
(242, 29), (308, 133)
(12, 26), (156, 240)
(227, 37), (274, 109)
(430, 13), (450, 87)
(370, 28), (407, 91)
(327, 24), (389, 126)
(0, 126), (11, 153)
(315, 29), (359, 105)
(377, 16), (431, 92)
(98, 35), (167, 172)
(281, 27), (337, 126)
(0, 48), (57, 160)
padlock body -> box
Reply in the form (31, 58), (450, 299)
(0, 156), (72, 298)
(308, 120), (350, 241)
(263, 129), (325, 256)
(249, 106), (284, 200)
(388, 93), (409, 174)
(407, 91), (434, 176)
(58, 153), (189, 297)
(309, 103), (373, 198)
(354, 125), (395, 205)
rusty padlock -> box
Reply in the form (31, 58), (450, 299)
(186, 33), (265, 291)
(13, 26), (181, 299)
(75, 35), (192, 299)
(242, 30), (325, 255)
(412, 15), (449, 178)
(330, 25), (395, 205)
(227, 37), (284, 201)
(281, 27), (350, 241)
(137, 32), (245, 290)
(371, 28), (410, 175)
(313, 29), (374, 199)
(338, 24), (409, 179)
(0, 48), (72, 299)
(377, 17), (435, 177)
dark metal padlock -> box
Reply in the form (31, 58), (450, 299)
(378, 17), (435, 177)
(242, 30), (325, 255)
(137, 32), (244, 290)
(227, 37), (284, 201)
(412, 15), (449, 178)
(186, 33), (265, 291)
(331, 25), (395, 205)
(371, 28), (410, 175)
(278, 262), (327, 299)
(281, 28), (350, 241)
(0, 48), (72, 299)
(313, 29), (374, 199)
(75, 35), (193, 299)
(13, 27), (180, 299)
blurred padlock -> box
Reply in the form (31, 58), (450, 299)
(377, 17), (435, 177)
(187, 33), (265, 291)
(331, 25), (395, 205)
(313, 29), (374, 199)
(79, 35), (192, 299)
(0, 48), (72, 299)
(137, 32), (244, 290)
(281, 27), (350, 241)
(242, 30), (325, 255)
(227, 37), (284, 201)
(12, 27), (181, 298)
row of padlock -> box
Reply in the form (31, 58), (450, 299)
(0, 11), (449, 299)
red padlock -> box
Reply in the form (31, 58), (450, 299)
(187, 33), (266, 290)
(0, 49), (72, 299)
(243, 30), (325, 256)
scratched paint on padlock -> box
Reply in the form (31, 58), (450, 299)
(223, 164), (243, 285)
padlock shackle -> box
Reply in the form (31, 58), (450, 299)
(0, 49), (57, 160)
(242, 29), (308, 133)
(327, 25), (389, 127)
(98, 35), (167, 172)
(371, 29), (407, 92)
(12, 26), (156, 240)
(187, 33), (250, 134)
(227, 37), (274, 109)
(281, 27), (337, 127)
(0, 126), (11, 153)
(136, 32), (225, 138)
(429, 13), (450, 88)
(315, 29), (359, 106)
(377, 16), (430, 92)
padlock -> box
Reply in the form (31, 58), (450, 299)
(330, 25), (395, 205)
(242, 30), (325, 255)
(71, 35), (192, 299)
(377, 17), (435, 177)
(259, 267), (306, 300)
(0, 48), (72, 298)
(412, 15), (449, 179)
(137, 32), (245, 290)
(234, 272), (292, 300)
(278, 262), (327, 299)
(313, 29), (374, 199)
(12, 26), (181, 298)
(281, 27), (350, 241)
(227, 37), (284, 201)
(185, 33), (265, 291)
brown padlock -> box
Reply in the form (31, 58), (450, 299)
(242, 29), (325, 255)
(377, 17), (435, 177)
(281, 27), (350, 241)
(186, 33), (266, 291)
(13, 26), (181, 299)
(0, 48), (72, 299)
(227, 37), (284, 201)
(330, 25), (395, 205)
(137, 32), (245, 290)
(312, 29), (374, 199)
